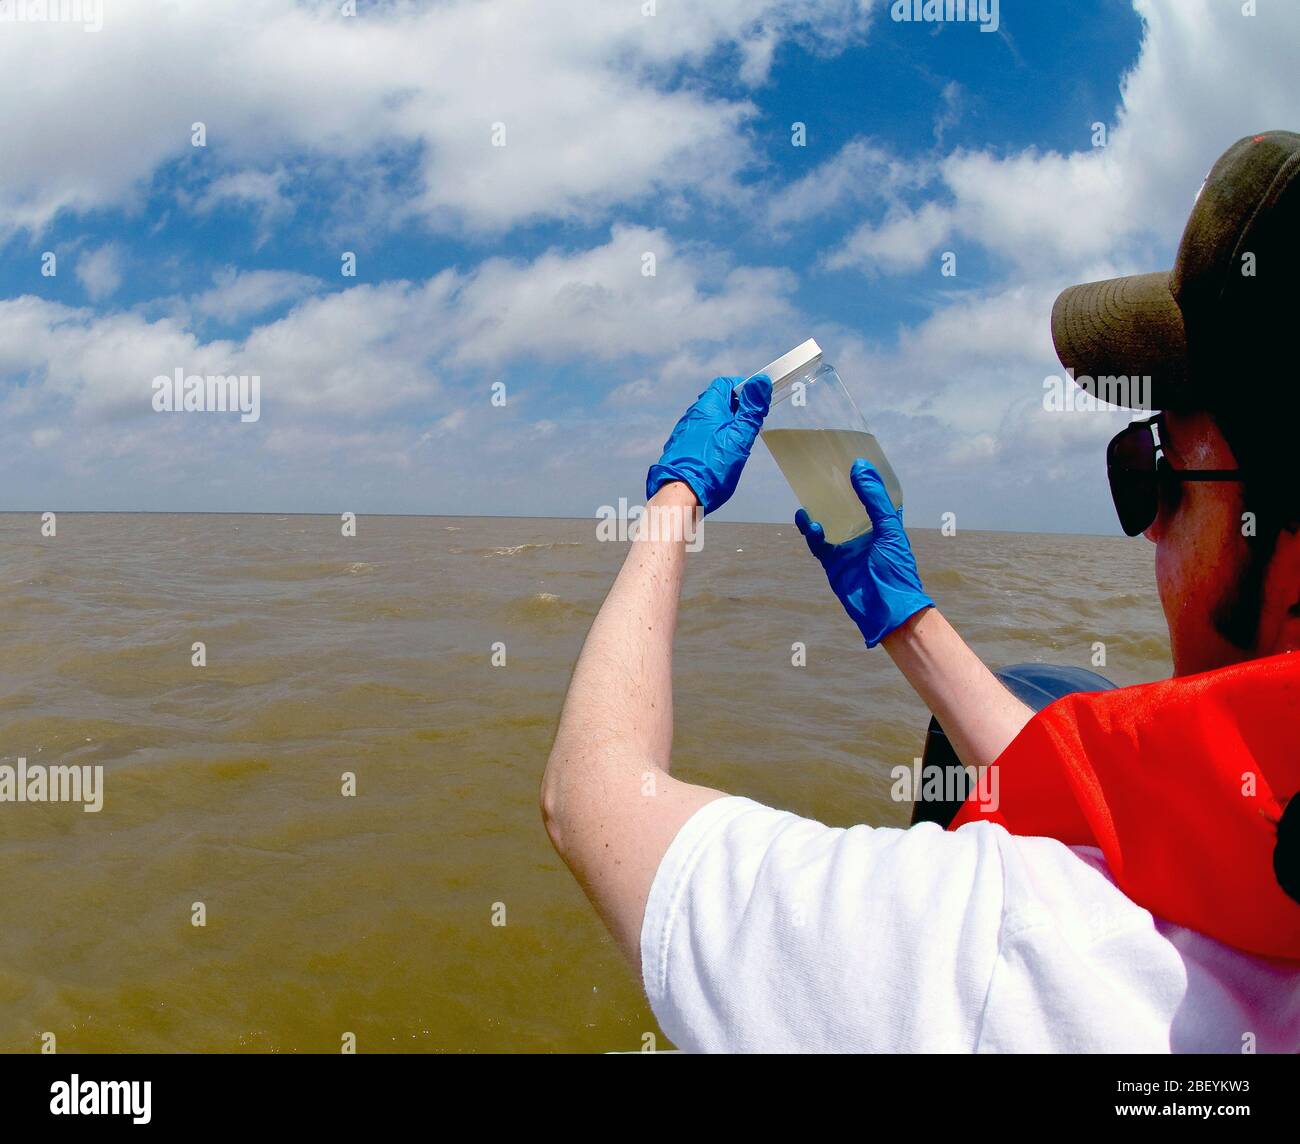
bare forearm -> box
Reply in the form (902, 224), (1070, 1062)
(882, 607), (1033, 768)
(547, 484), (694, 785)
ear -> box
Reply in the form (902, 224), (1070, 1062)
(1264, 523), (1300, 655)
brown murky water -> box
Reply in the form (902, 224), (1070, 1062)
(0, 513), (1170, 1051)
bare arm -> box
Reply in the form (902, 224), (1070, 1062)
(795, 460), (1033, 772)
(541, 482), (725, 972)
(883, 607), (1034, 768)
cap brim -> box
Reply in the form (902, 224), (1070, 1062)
(1050, 271), (1190, 410)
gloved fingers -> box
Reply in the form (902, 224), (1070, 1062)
(794, 509), (828, 558)
(697, 376), (736, 411)
(732, 374), (772, 427)
(726, 375), (771, 453)
(850, 458), (900, 531)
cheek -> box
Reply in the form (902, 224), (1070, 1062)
(1154, 531), (1194, 624)
(1155, 489), (1245, 624)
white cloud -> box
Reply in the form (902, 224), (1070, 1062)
(933, 80), (962, 146)
(428, 408), (467, 437)
(0, 296), (233, 421)
(75, 244), (123, 302)
(766, 139), (933, 230)
(1, 226), (797, 427)
(827, 1), (1300, 279)
(195, 170), (290, 216)
(191, 169), (295, 243)
(828, 200), (954, 274)
(0, 0), (875, 237)
(192, 268), (322, 323)
(438, 225), (796, 366)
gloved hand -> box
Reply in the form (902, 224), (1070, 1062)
(646, 375), (772, 514)
(795, 458), (934, 648)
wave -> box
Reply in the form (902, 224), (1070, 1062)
(481, 542), (585, 558)
(504, 591), (589, 625)
(917, 566), (972, 592)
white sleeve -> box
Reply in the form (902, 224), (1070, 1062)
(640, 795), (1008, 1053)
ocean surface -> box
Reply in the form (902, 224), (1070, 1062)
(0, 513), (1171, 1052)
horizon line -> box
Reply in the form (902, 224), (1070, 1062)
(0, 508), (1127, 540)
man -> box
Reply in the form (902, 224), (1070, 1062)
(541, 132), (1300, 1052)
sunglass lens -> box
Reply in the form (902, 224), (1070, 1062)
(1107, 423), (1158, 537)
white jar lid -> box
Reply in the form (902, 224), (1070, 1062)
(753, 338), (823, 388)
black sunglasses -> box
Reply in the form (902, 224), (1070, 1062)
(1106, 415), (1245, 537)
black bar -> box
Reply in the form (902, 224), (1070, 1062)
(0, 1050), (1289, 1130)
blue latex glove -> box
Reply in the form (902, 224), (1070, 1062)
(795, 458), (934, 648)
(646, 375), (772, 514)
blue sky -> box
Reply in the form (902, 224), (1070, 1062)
(0, 0), (1295, 532)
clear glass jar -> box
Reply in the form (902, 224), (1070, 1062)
(742, 339), (903, 544)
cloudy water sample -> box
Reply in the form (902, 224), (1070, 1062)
(761, 428), (904, 545)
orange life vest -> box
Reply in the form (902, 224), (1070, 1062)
(949, 652), (1300, 961)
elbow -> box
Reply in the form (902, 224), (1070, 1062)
(539, 758), (570, 857)
(540, 742), (606, 862)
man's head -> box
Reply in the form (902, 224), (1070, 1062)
(1051, 131), (1300, 676)
(1145, 408), (1300, 674)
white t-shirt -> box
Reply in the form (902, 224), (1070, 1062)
(640, 796), (1300, 1053)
